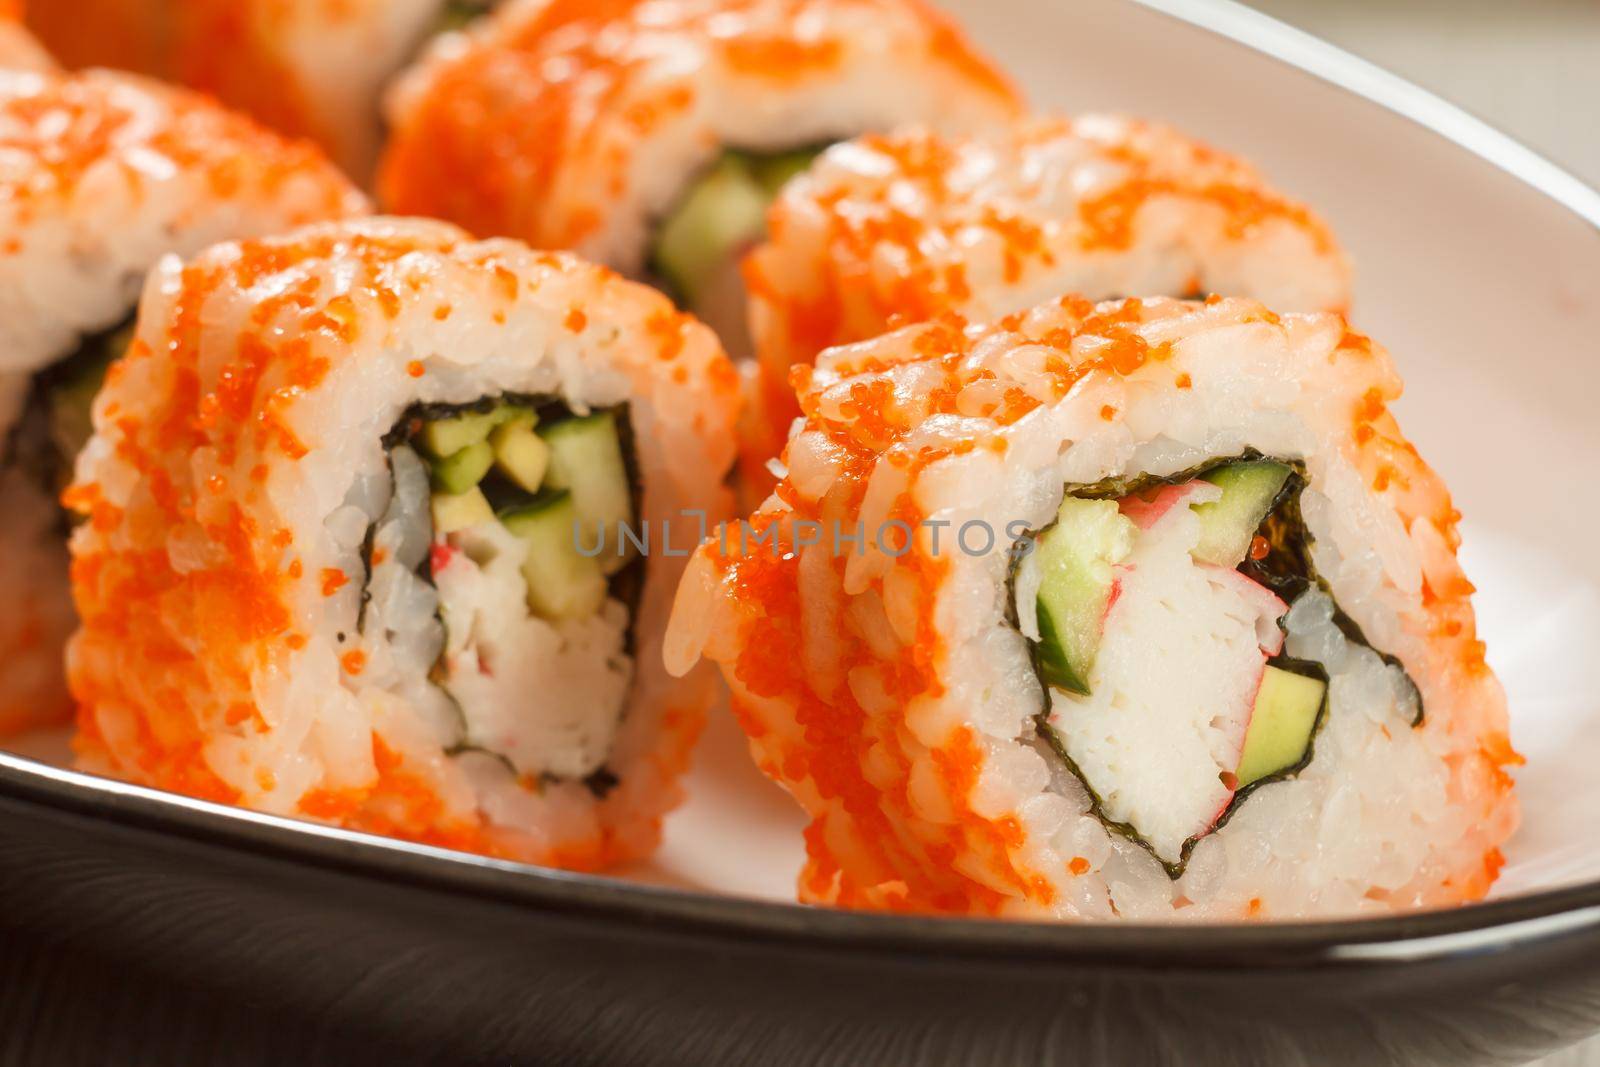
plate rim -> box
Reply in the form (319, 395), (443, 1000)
(7, 0), (1600, 965)
(8, 742), (1600, 966)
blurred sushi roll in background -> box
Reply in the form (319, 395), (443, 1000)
(66, 217), (740, 867)
(0, 68), (364, 736)
(23, 0), (484, 181)
(667, 295), (1518, 919)
(741, 117), (1352, 483)
(379, 0), (1023, 361)
(0, 1), (51, 72)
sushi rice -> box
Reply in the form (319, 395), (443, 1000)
(667, 295), (1519, 919)
(67, 217), (740, 867)
(23, 0), (469, 181)
(741, 117), (1353, 485)
(380, 0), (1023, 358)
(0, 67), (364, 736)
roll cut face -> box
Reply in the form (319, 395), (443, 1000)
(667, 295), (1518, 920)
(67, 218), (739, 867)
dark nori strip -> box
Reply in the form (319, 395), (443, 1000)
(1012, 449), (1422, 879)
(580, 766), (621, 799)
(4, 312), (137, 529)
(377, 394), (645, 798)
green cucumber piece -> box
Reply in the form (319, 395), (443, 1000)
(651, 153), (771, 306)
(431, 486), (494, 534)
(1235, 665), (1327, 787)
(500, 491), (608, 621)
(1191, 461), (1292, 567)
(422, 410), (502, 458)
(490, 413), (549, 492)
(747, 148), (819, 195)
(1032, 498), (1137, 696)
(538, 410), (634, 575)
(433, 0), (494, 34)
(430, 440), (494, 494)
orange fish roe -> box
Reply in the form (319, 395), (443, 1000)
(26, 0), (423, 176)
(0, 68), (362, 231)
(379, 0), (1019, 258)
(0, 68), (361, 741)
(680, 294), (1517, 918)
(742, 117), (1348, 484)
(69, 217), (737, 873)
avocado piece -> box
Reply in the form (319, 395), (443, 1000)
(500, 490), (609, 621)
(1031, 497), (1137, 695)
(430, 440), (494, 494)
(538, 410), (634, 575)
(747, 147), (820, 196)
(431, 486), (494, 534)
(422, 410), (502, 458)
(651, 153), (771, 307)
(489, 413), (549, 492)
(1235, 664), (1327, 787)
(1191, 461), (1292, 567)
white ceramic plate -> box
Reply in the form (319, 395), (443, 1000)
(11, 0), (1600, 913)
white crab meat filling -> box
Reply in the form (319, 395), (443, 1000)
(433, 521), (631, 780)
(1039, 482), (1286, 865)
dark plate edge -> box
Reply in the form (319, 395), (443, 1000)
(7, 749), (1600, 969)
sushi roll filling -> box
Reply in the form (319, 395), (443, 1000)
(5, 314), (135, 518)
(432, 0), (504, 36)
(1013, 455), (1421, 875)
(648, 146), (822, 358)
(365, 395), (642, 795)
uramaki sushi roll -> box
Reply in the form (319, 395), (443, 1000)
(0, 68), (363, 736)
(666, 296), (1518, 919)
(68, 218), (739, 867)
(742, 117), (1351, 480)
(0, 1), (51, 72)
(379, 0), (1022, 359)
(24, 0), (468, 181)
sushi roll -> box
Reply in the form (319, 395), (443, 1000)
(0, 68), (364, 736)
(379, 0), (1022, 358)
(24, 0), (469, 181)
(742, 118), (1351, 479)
(666, 295), (1519, 919)
(0, 1), (51, 72)
(67, 218), (740, 866)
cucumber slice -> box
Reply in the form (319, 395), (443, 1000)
(430, 440), (494, 494)
(651, 153), (770, 307)
(490, 413), (549, 492)
(422, 410), (502, 458)
(539, 410), (634, 575)
(1032, 498), (1137, 695)
(431, 486), (494, 534)
(1235, 665), (1327, 787)
(747, 148), (819, 195)
(1191, 461), (1292, 567)
(500, 491), (608, 621)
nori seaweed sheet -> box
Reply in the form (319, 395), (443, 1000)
(1010, 450), (1423, 879)
(4, 312), (137, 529)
